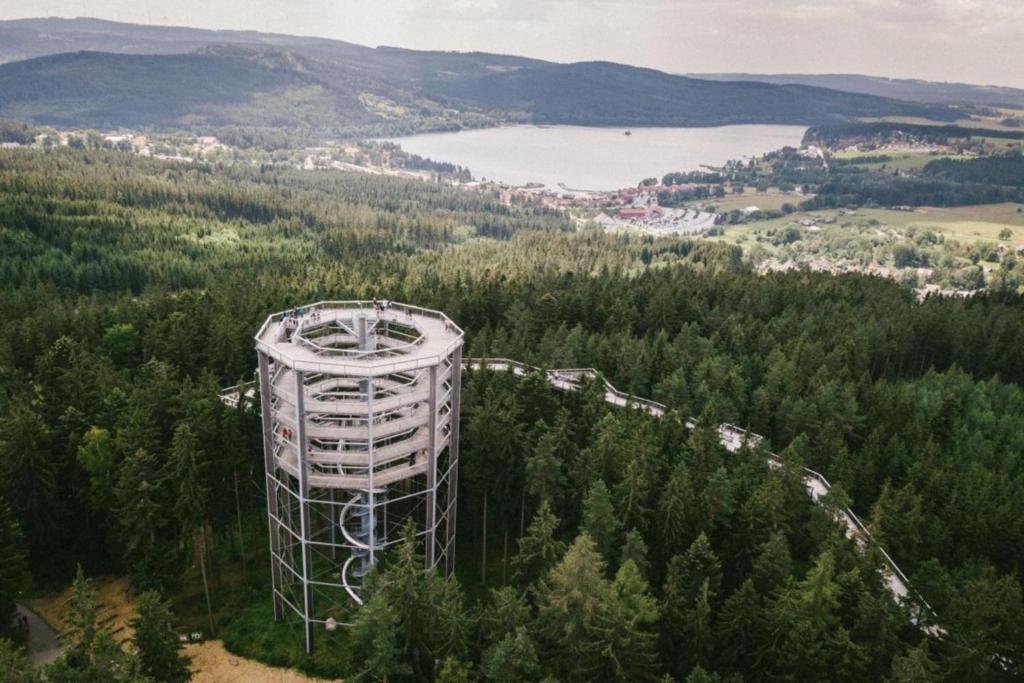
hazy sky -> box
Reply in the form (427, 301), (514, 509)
(4, 0), (1024, 87)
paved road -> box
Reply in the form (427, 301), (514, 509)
(16, 603), (62, 666)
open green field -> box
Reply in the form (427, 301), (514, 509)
(698, 189), (801, 213)
(865, 204), (1024, 241)
(861, 113), (1024, 132)
(831, 149), (973, 171)
(704, 202), (1024, 249)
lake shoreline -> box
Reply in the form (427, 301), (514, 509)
(385, 124), (807, 191)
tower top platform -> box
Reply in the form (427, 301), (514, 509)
(255, 300), (463, 377)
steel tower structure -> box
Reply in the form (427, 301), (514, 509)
(255, 301), (463, 652)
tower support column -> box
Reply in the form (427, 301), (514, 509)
(293, 370), (315, 654)
(257, 352), (284, 621)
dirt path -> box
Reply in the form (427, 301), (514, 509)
(187, 641), (334, 682)
(27, 576), (334, 682)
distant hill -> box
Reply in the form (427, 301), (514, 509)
(0, 17), (960, 135)
(0, 49), (373, 130)
(692, 73), (1024, 108)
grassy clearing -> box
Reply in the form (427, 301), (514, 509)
(702, 203), (1024, 253)
(863, 204), (1024, 241)
(831, 150), (973, 171)
(860, 115), (1024, 132)
(698, 189), (800, 213)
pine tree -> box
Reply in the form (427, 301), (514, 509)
(170, 422), (215, 636)
(131, 590), (191, 683)
(751, 531), (792, 596)
(702, 467), (735, 532)
(481, 627), (540, 682)
(614, 442), (656, 533)
(685, 666), (723, 683)
(582, 480), (623, 564)
(478, 586), (531, 648)
(533, 534), (612, 680)
(512, 501), (566, 587)
(115, 448), (177, 591)
(65, 565), (99, 659)
(608, 559), (661, 681)
(621, 528), (650, 577)
(348, 592), (410, 682)
(0, 638), (39, 682)
(662, 534), (723, 677)
(760, 550), (854, 681)
(658, 460), (696, 552)
(524, 431), (565, 507)
(887, 641), (938, 683)
(435, 656), (473, 683)
(51, 566), (138, 681)
(535, 534), (660, 682)
(0, 404), (57, 571)
(360, 524), (470, 678)
(0, 494), (28, 639)
(714, 578), (762, 674)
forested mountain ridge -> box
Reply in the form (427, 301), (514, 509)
(0, 147), (1023, 679)
(0, 17), (960, 135)
(693, 72), (1024, 108)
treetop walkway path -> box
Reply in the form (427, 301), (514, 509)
(222, 355), (942, 638)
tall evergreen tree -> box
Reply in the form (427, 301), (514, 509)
(0, 404), (58, 573)
(115, 449), (177, 591)
(0, 638), (40, 683)
(621, 528), (651, 577)
(512, 501), (567, 588)
(0, 494), (28, 639)
(170, 422), (215, 636)
(582, 480), (624, 565)
(131, 590), (191, 683)
(348, 592), (409, 682)
(481, 627), (540, 683)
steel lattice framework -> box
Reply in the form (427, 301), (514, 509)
(255, 301), (463, 652)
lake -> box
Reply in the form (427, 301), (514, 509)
(388, 124), (807, 191)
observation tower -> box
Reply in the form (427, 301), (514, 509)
(255, 301), (463, 652)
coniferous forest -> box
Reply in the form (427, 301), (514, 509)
(0, 148), (1023, 681)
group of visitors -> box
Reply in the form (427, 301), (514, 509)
(373, 298), (393, 315)
(284, 306), (322, 322)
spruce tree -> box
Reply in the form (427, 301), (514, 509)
(608, 559), (661, 681)
(348, 593), (409, 682)
(0, 495), (27, 639)
(478, 587), (531, 648)
(170, 422), (215, 636)
(524, 432), (565, 507)
(751, 531), (792, 596)
(533, 534), (611, 680)
(0, 638), (39, 683)
(581, 480), (623, 564)
(481, 627), (540, 682)
(131, 590), (191, 683)
(115, 448), (177, 591)
(658, 461), (696, 552)
(621, 528), (650, 577)
(512, 501), (566, 587)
